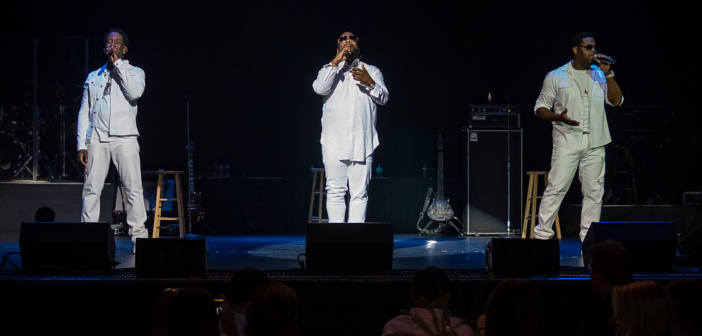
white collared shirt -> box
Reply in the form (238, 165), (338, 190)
(93, 69), (137, 142)
(312, 59), (389, 161)
(534, 61), (623, 150)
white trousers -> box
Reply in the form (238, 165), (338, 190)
(534, 134), (606, 241)
(322, 145), (373, 223)
(81, 140), (148, 242)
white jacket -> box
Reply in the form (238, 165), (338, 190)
(534, 62), (623, 150)
(77, 59), (145, 151)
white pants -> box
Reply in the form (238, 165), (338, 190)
(322, 145), (373, 223)
(534, 134), (606, 241)
(81, 140), (148, 242)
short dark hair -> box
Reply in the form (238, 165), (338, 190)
(485, 280), (541, 336)
(229, 267), (270, 306)
(246, 282), (298, 336)
(104, 28), (129, 46)
(34, 207), (55, 222)
(590, 240), (633, 286)
(413, 266), (449, 302)
(571, 32), (595, 47)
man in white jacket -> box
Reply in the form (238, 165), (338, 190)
(533, 32), (623, 241)
(77, 28), (148, 247)
(312, 32), (389, 223)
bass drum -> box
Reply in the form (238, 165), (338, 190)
(0, 132), (27, 179)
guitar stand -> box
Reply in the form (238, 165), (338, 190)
(419, 218), (466, 236)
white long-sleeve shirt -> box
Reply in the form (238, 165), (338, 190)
(534, 61), (623, 150)
(77, 59), (145, 151)
(312, 59), (388, 161)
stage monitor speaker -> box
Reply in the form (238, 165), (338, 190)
(582, 222), (677, 271)
(466, 130), (522, 235)
(136, 238), (208, 278)
(19, 222), (116, 271)
(305, 223), (393, 272)
(486, 238), (560, 276)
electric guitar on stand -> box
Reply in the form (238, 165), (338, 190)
(186, 141), (208, 234)
(417, 129), (466, 236)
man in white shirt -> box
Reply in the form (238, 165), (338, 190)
(312, 32), (389, 223)
(77, 28), (148, 248)
(533, 32), (623, 241)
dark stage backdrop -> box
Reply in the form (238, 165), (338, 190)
(1, 2), (699, 207)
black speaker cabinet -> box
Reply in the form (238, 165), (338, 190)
(486, 238), (560, 276)
(466, 130), (522, 234)
(19, 222), (116, 271)
(582, 222), (678, 271)
(136, 238), (208, 278)
(305, 223), (393, 272)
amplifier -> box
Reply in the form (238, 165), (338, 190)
(468, 104), (521, 129)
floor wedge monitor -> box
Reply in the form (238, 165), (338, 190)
(20, 222), (116, 271)
(305, 222), (393, 272)
(582, 222), (677, 271)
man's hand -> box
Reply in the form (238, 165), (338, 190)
(78, 150), (88, 167)
(559, 108), (580, 126)
(594, 54), (612, 74)
(219, 294), (239, 336)
(331, 47), (351, 66)
(350, 64), (374, 87)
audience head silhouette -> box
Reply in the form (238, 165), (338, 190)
(245, 282), (298, 336)
(590, 240), (633, 296)
(485, 280), (541, 336)
(411, 266), (450, 308)
(166, 287), (220, 336)
(34, 206), (55, 222)
(611, 281), (682, 336)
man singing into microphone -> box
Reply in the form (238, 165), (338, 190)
(312, 32), (389, 223)
(77, 28), (148, 250)
(533, 32), (623, 241)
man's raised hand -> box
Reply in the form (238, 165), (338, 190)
(350, 64), (374, 87)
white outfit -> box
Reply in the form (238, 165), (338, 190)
(77, 60), (148, 242)
(313, 59), (388, 223)
(533, 62), (623, 241)
(382, 307), (474, 336)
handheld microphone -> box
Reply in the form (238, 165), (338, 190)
(343, 51), (350, 59)
(595, 56), (616, 65)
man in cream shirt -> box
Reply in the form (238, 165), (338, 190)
(312, 32), (389, 223)
(77, 28), (148, 248)
(533, 32), (623, 241)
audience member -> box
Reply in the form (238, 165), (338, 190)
(220, 267), (270, 336)
(244, 282), (298, 336)
(151, 288), (183, 336)
(34, 206), (55, 222)
(166, 287), (220, 336)
(611, 281), (682, 336)
(479, 280), (541, 336)
(665, 279), (702, 336)
(576, 240), (633, 336)
(382, 266), (473, 336)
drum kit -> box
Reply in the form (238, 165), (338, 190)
(0, 96), (79, 181)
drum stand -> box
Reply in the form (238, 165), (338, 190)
(14, 150), (54, 179)
(52, 104), (78, 179)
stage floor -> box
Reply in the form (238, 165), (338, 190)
(0, 232), (587, 271)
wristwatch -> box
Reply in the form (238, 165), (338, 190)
(606, 71), (615, 79)
(368, 82), (376, 90)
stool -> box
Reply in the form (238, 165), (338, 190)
(522, 171), (561, 239)
(152, 170), (186, 238)
(308, 168), (328, 223)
